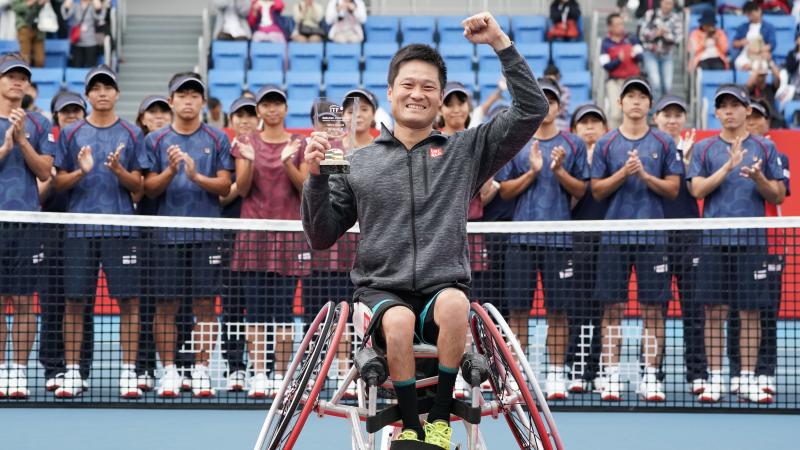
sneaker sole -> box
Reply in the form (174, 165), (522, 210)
(55, 391), (80, 399)
(547, 393), (568, 400)
(7, 391), (28, 399)
(698, 395), (720, 403)
(568, 387), (587, 393)
(762, 387), (776, 395)
(46, 385), (60, 392)
(228, 385), (245, 392)
(121, 392), (142, 399)
(691, 388), (705, 395)
(248, 393), (268, 399)
(193, 391), (215, 398)
(643, 394), (665, 402)
(158, 391), (180, 398)
(601, 394), (622, 401)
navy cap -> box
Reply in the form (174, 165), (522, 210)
(53, 92), (86, 112)
(571, 103), (607, 125)
(654, 94), (688, 113)
(343, 88), (379, 110)
(230, 96), (257, 114)
(443, 81), (471, 101)
(0, 57), (31, 79)
(255, 84), (287, 104)
(138, 95), (169, 114)
(169, 74), (206, 96)
(538, 78), (562, 103)
(487, 102), (509, 120)
(85, 65), (118, 92)
(621, 77), (653, 99)
(749, 100), (768, 118)
(714, 83), (749, 107)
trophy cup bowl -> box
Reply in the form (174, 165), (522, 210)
(314, 97), (359, 175)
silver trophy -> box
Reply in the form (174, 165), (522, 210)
(313, 97), (359, 175)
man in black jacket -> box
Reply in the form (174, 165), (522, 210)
(302, 12), (547, 448)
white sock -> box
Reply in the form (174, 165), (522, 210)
(66, 364), (80, 371)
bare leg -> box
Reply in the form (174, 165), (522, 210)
(274, 324), (294, 374)
(192, 298), (218, 366)
(155, 301), (179, 367)
(600, 302), (626, 368)
(246, 323), (267, 373)
(63, 299), (86, 366)
(383, 306), (416, 382)
(118, 298), (140, 365)
(546, 311), (568, 367)
(433, 289), (470, 369)
(640, 304), (665, 369)
(10, 296), (35, 365)
(739, 310), (761, 374)
(705, 305), (728, 372)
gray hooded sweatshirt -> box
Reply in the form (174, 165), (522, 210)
(301, 44), (547, 296)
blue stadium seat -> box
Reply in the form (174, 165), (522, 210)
(763, 14), (795, 35)
(364, 42), (398, 73)
(721, 14), (747, 41)
(208, 69), (245, 111)
(45, 39), (70, 68)
(326, 43), (361, 73)
(700, 70), (734, 104)
(0, 40), (20, 54)
(286, 70), (322, 101)
(31, 68), (63, 102)
(552, 42), (588, 72)
(400, 16), (436, 45)
(447, 71), (476, 94)
(288, 42), (324, 72)
(364, 16), (399, 43)
(561, 70), (592, 108)
(362, 71), (389, 109)
(439, 43), (474, 73)
(494, 15), (511, 35)
(438, 16), (468, 44)
(65, 68), (90, 93)
(477, 45), (501, 74)
(287, 99), (313, 128)
(516, 43), (550, 75)
(510, 16), (546, 43)
(246, 69), (283, 92)
(766, 15), (796, 66)
(211, 40), (248, 69)
(478, 71), (510, 102)
(734, 70), (773, 85)
(250, 42), (285, 71)
(783, 100), (800, 127)
(324, 71), (360, 104)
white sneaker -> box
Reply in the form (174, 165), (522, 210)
(269, 373), (285, 398)
(0, 364), (8, 398)
(6, 365), (28, 399)
(638, 371), (665, 402)
(191, 365), (215, 398)
(119, 369), (143, 399)
(567, 377), (590, 394)
(248, 372), (270, 399)
(545, 370), (568, 400)
(600, 369), (622, 401)
(455, 375), (471, 399)
(690, 378), (706, 395)
(759, 375), (776, 395)
(137, 373), (155, 392)
(180, 368), (192, 392)
(593, 376), (608, 393)
(227, 370), (247, 392)
(698, 372), (723, 403)
(730, 376), (741, 394)
(82, 378), (89, 391)
(742, 374), (773, 404)
(46, 373), (65, 392)
(54, 368), (83, 399)
(157, 366), (183, 398)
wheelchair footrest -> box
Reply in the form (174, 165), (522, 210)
(390, 441), (442, 450)
(366, 397), (481, 434)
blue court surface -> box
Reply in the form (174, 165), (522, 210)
(1, 408), (797, 450)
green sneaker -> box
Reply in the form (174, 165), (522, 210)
(423, 420), (452, 449)
(396, 429), (421, 442)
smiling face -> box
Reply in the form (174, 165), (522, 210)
(343, 98), (376, 134)
(387, 60), (443, 130)
(439, 92), (471, 132)
(57, 104), (85, 128)
(231, 108), (259, 137)
(654, 105), (686, 140)
(257, 97), (288, 128)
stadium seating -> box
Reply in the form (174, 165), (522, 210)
(65, 68), (90, 93)
(438, 16), (468, 44)
(246, 69), (283, 92)
(286, 70), (322, 101)
(510, 16), (546, 43)
(477, 45), (501, 74)
(517, 43), (550, 75)
(362, 71), (389, 108)
(211, 41), (248, 69)
(783, 100), (800, 128)
(700, 70), (734, 104)
(494, 15), (511, 35)
(326, 43), (361, 73)
(250, 42), (285, 71)
(287, 99), (313, 128)
(552, 42), (588, 72)
(364, 16), (399, 43)
(478, 71), (509, 102)
(721, 14), (747, 41)
(400, 16), (436, 45)
(0, 40), (20, 54)
(44, 39), (70, 68)
(439, 43), (475, 73)
(288, 42), (324, 72)
(561, 70), (592, 108)
(31, 68), (63, 102)
(766, 15), (796, 67)
(447, 71), (476, 94)
(208, 69), (245, 111)
(364, 42), (398, 73)
(324, 71), (360, 103)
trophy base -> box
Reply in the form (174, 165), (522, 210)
(320, 160), (350, 175)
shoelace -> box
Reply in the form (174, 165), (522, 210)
(396, 429), (419, 441)
(424, 421), (452, 449)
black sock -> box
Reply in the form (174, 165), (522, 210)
(427, 364), (458, 423)
(393, 378), (424, 439)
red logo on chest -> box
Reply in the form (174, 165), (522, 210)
(429, 147), (444, 158)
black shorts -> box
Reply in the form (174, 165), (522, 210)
(0, 223), (42, 296)
(238, 271), (298, 323)
(594, 244), (671, 305)
(63, 237), (140, 300)
(696, 246), (772, 309)
(151, 242), (223, 299)
(504, 245), (574, 312)
(356, 286), (460, 350)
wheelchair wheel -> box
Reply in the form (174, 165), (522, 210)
(256, 301), (350, 450)
(469, 302), (553, 450)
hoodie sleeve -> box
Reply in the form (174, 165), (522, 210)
(301, 173), (358, 250)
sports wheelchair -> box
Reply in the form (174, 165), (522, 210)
(254, 301), (563, 450)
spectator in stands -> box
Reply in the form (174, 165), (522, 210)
(733, 2), (777, 71)
(639, 0), (683, 98)
(759, 0), (792, 15)
(38, 91), (92, 396)
(651, 95), (707, 396)
(547, 0), (581, 41)
(780, 32), (800, 107)
(688, 9), (730, 71)
(687, 84), (785, 403)
(248, 0), (286, 43)
(566, 104), (608, 394)
(10, 0), (47, 67)
(204, 97), (229, 129)
(325, 0), (366, 44)
(61, 0), (105, 68)
(52, 66), (144, 399)
(0, 1), (16, 41)
(600, 13), (644, 128)
(591, 77), (681, 402)
(497, 79), (588, 401)
(543, 65), (571, 131)
(291, 0), (325, 43)
(143, 72), (234, 399)
(745, 56), (785, 127)
(212, 0), (252, 41)
(684, 0), (716, 15)
(135, 95), (172, 135)
(0, 53), (55, 399)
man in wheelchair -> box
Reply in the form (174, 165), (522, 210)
(301, 12), (547, 448)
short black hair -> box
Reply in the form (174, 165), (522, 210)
(607, 13), (622, 26)
(169, 71), (205, 96)
(387, 44), (447, 91)
(207, 97), (221, 109)
(743, 1), (760, 14)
